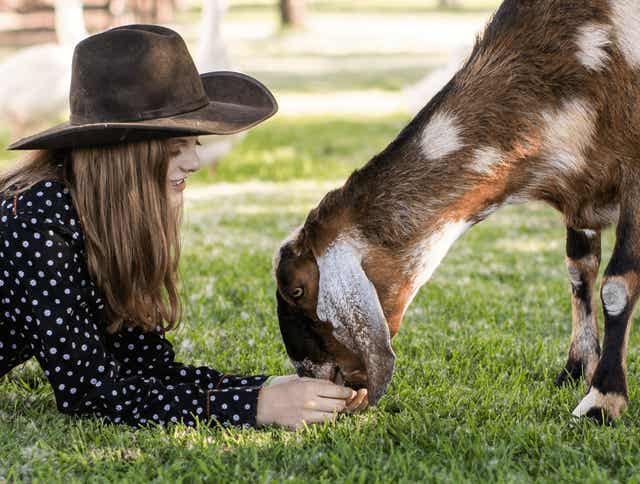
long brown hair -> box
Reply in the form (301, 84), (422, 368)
(0, 139), (184, 333)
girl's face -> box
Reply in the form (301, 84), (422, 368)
(167, 136), (201, 206)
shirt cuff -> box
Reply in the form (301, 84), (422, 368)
(206, 386), (262, 428)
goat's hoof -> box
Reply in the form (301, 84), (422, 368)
(555, 360), (583, 387)
(572, 387), (627, 423)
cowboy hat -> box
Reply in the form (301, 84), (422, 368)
(8, 24), (278, 150)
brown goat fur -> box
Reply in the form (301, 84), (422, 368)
(275, 0), (640, 419)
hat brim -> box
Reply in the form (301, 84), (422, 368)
(7, 71), (278, 150)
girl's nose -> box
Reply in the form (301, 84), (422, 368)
(182, 150), (201, 173)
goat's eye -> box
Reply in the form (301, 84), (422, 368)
(291, 287), (304, 299)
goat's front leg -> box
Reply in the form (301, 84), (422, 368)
(572, 198), (640, 422)
(555, 227), (601, 386)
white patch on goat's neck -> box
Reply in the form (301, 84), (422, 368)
(611, 0), (640, 68)
(407, 220), (471, 296)
(470, 146), (504, 175)
(575, 23), (612, 71)
(420, 111), (465, 160)
(315, 235), (378, 329)
(539, 98), (597, 173)
(272, 224), (303, 276)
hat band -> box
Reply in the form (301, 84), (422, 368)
(69, 94), (210, 125)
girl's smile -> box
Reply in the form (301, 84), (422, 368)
(169, 175), (188, 191)
(167, 136), (201, 201)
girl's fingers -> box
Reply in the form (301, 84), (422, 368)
(345, 388), (360, 405)
(314, 382), (355, 399)
(304, 397), (347, 413)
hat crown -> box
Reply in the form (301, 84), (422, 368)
(69, 25), (208, 124)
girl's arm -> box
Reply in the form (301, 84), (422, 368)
(4, 213), (262, 428)
(107, 325), (270, 391)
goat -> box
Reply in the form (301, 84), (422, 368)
(273, 0), (640, 422)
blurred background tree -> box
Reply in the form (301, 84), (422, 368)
(439, 0), (462, 8)
(279, 0), (306, 27)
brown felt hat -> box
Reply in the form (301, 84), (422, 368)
(8, 24), (278, 150)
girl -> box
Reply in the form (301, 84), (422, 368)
(0, 24), (367, 430)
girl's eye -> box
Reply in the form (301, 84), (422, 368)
(291, 287), (304, 299)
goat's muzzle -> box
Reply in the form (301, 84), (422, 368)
(276, 289), (395, 405)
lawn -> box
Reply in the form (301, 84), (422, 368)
(3, 1), (640, 482)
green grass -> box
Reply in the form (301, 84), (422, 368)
(2, 113), (640, 482)
(193, 113), (409, 183)
(245, 57), (436, 94)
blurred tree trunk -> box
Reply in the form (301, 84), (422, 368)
(438, 0), (461, 7)
(279, 0), (306, 28)
(109, 0), (175, 24)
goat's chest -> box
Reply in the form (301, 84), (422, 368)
(563, 199), (620, 231)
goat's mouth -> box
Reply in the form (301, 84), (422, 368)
(332, 366), (368, 390)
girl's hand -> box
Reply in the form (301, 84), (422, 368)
(256, 377), (355, 430)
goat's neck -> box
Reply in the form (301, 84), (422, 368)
(347, 141), (530, 240)
(342, 124), (541, 292)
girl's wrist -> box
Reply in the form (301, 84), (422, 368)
(262, 374), (299, 388)
(262, 376), (277, 387)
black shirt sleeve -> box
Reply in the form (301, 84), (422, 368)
(0, 184), (269, 428)
(108, 326), (269, 391)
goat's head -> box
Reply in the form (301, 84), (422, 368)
(273, 195), (413, 405)
(273, 173), (474, 404)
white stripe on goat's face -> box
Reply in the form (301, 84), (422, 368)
(314, 234), (396, 404)
(420, 111), (465, 161)
(316, 235), (374, 330)
(407, 220), (471, 295)
(575, 22), (612, 71)
(470, 146), (504, 175)
(539, 98), (597, 173)
(610, 0), (640, 68)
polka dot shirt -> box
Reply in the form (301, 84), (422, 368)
(0, 179), (269, 428)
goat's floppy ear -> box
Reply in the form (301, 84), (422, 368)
(314, 238), (395, 405)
